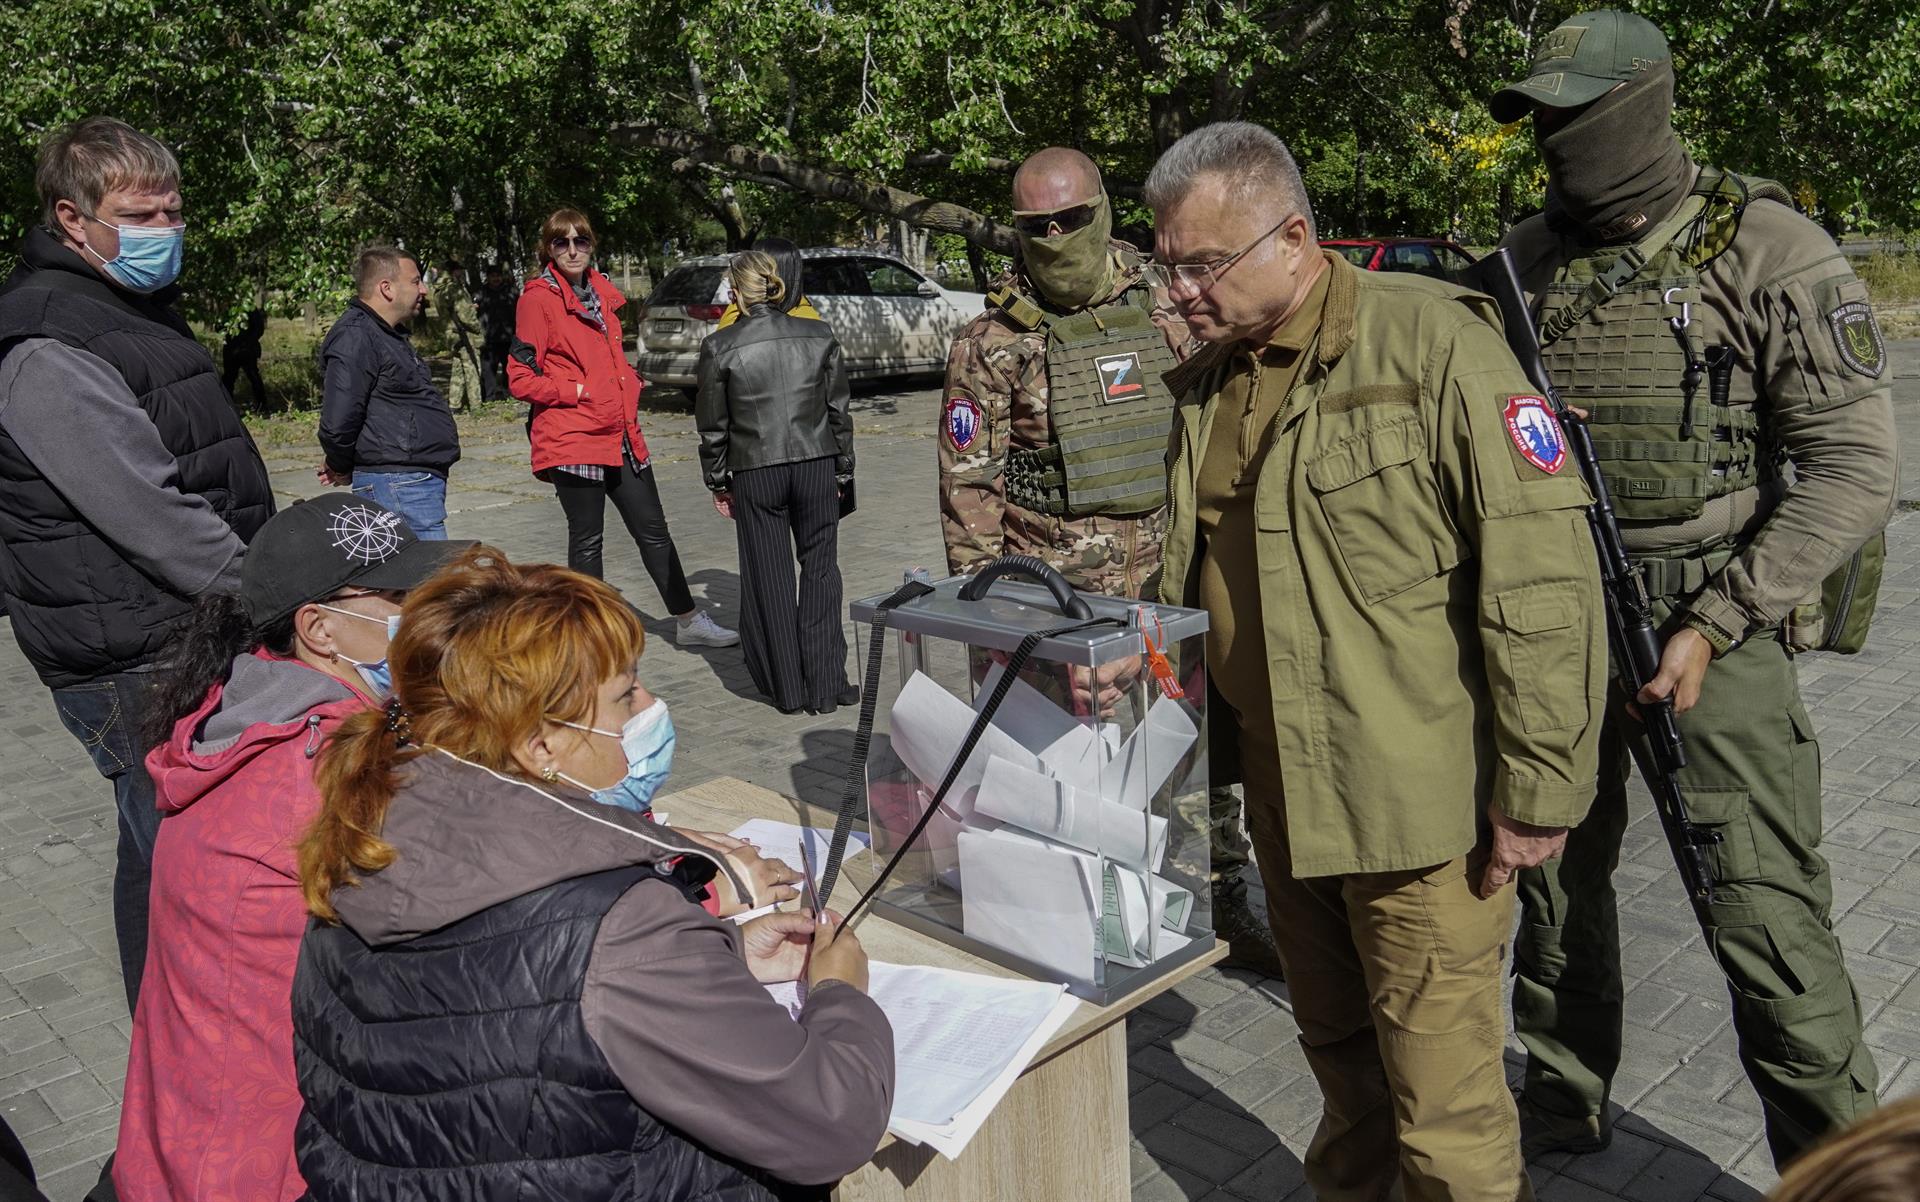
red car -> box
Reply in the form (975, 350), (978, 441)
(1322, 238), (1478, 284)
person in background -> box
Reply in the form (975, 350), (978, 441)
(715, 236), (820, 328)
(697, 250), (856, 715)
(114, 494), (471, 1202)
(433, 256), (482, 414)
(509, 207), (737, 646)
(290, 552), (891, 1198)
(476, 262), (518, 400)
(317, 245), (461, 538)
(0, 116), (276, 1017)
(222, 307), (268, 405)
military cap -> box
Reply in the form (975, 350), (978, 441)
(1490, 9), (1671, 123)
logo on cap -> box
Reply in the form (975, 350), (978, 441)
(329, 504), (405, 563)
(1536, 25), (1587, 63)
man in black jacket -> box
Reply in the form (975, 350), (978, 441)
(317, 246), (461, 537)
(0, 118), (276, 1013)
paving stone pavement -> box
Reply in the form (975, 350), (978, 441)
(1, 348), (1917, 1200)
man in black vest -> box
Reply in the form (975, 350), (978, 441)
(0, 118), (276, 1014)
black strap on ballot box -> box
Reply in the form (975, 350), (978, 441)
(816, 564), (1121, 928)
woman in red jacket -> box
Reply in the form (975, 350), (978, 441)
(113, 495), (470, 1201)
(508, 208), (737, 647)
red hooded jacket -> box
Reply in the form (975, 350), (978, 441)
(114, 652), (375, 1202)
(507, 266), (651, 475)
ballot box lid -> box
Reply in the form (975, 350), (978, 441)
(850, 573), (1207, 665)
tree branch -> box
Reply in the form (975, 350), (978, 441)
(581, 123), (1018, 253)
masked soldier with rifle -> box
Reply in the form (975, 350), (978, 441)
(1487, 10), (1897, 1167)
(938, 147), (1283, 977)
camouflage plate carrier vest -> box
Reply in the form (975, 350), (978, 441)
(995, 282), (1178, 518)
(1538, 168), (1794, 522)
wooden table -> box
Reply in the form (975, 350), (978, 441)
(657, 776), (1227, 1202)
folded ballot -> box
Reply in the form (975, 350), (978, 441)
(973, 754), (1167, 871)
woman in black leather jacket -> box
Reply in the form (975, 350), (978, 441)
(695, 251), (856, 714)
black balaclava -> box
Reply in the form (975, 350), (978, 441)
(1538, 59), (1696, 245)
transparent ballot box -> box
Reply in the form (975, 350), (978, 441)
(846, 557), (1212, 1005)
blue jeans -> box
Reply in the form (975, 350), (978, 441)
(50, 671), (161, 1014)
(351, 469), (448, 539)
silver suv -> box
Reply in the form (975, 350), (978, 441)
(634, 248), (983, 390)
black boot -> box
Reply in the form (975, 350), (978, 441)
(1212, 877), (1285, 979)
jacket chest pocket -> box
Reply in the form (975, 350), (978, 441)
(1305, 414), (1460, 604)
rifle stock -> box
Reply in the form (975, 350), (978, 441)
(1465, 248), (1722, 904)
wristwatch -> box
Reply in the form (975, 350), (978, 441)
(1680, 610), (1740, 658)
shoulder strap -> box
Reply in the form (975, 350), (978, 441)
(986, 282), (1049, 333)
(1539, 191), (1710, 347)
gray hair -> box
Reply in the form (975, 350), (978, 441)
(1143, 122), (1317, 241)
(36, 117), (180, 228)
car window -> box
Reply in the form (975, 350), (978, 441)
(1330, 245), (1377, 267)
(648, 267), (724, 307)
(805, 259), (872, 297)
(1433, 245), (1474, 273)
(1386, 244), (1440, 273)
(860, 258), (926, 298)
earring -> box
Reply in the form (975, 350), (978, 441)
(541, 767), (558, 782)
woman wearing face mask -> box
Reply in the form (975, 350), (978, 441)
(113, 495), (473, 1202)
(292, 552), (892, 1199)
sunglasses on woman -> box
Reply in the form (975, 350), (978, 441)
(549, 235), (594, 253)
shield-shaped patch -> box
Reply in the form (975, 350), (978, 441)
(1829, 300), (1885, 379)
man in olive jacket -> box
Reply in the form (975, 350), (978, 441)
(1145, 122), (1606, 1202)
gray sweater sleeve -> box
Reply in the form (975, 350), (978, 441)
(581, 881), (894, 1185)
(0, 338), (245, 597)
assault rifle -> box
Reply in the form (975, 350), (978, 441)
(1466, 248), (1722, 905)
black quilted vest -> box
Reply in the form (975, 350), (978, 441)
(291, 865), (789, 1202)
(0, 229), (274, 687)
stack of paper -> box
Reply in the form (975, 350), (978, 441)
(726, 818), (869, 887)
(764, 961), (1078, 1159)
(885, 665), (1200, 981)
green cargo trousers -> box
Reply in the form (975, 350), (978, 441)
(1513, 620), (1878, 1166)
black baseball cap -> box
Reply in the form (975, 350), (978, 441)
(240, 493), (476, 625)
(1490, 10), (1671, 124)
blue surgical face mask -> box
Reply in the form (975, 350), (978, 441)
(319, 604), (401, 698)
(83, 215), (185, 293)
(556, 699), (676, 815)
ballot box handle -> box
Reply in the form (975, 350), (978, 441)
(957, 554), (1094, 620)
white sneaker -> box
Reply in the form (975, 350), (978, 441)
(676, 609), (739, 648)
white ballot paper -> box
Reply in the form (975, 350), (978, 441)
(726, 819), (868, 885)
(972, 754), (1168, 871)
(958, 825), (1097, 980)
(1108, 695), (1200, 810)
(889, 670), (1043, 809)
(764, 962), (1077, 1159)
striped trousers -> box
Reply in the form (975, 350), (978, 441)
(730, 457), (849, 711)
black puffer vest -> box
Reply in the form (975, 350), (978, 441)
(0, 228), (274, 687)
(291, 865), (786, 1202)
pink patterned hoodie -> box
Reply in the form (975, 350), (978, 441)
(114, 651), (374, 1201)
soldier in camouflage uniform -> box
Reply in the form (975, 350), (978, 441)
(1491, 11), (1897, 1167)
(433, 258), (483, 413)
(938, 146), (1281, 977)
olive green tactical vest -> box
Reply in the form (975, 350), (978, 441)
(997, 283), (1178, 518)
(1538, 169), (1793, 522)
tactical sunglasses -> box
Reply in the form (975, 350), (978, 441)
(1010, 199), (1102, 238)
